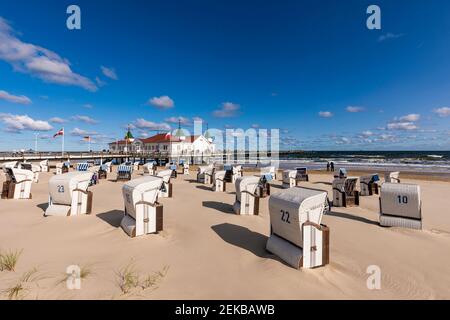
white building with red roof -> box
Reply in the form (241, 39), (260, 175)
(108, 133), (215, 157)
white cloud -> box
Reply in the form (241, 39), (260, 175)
(49, 117), (66, 124)
(318, 111), (333, 118)
(100, 66), (118, 80)
(134, 118), (171, 131)
(362, 130), (373, 137)
(0, 17), (97, 91)
(165, 116), (191, 125)
(346, 106), (365, 113)
(0, 113), (53, 132)
(399, 113), (421, 122)
(0, 90), (32, 104)
(387, 122), (418, 131)
(83, 104), (93, 109)
(71, 115), (98, 124)
(148, 96), (174, 110)
(433, 107), (450, 118)
(378, 33), (404, 42)
(95, 76), (106, 87)
(71, 127), (98, 136)
(213, 102), (240, 118)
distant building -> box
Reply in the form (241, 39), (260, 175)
(108, 133), (215, 157)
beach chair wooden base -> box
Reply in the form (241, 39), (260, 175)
(121, 204), (163, 238)
(379, 215), (422, 230)
(1, 181), (14, 199)
(266, 223), (330, 269)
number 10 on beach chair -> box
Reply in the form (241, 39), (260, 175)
(266, 187), (330, 269)
(379, 183), (422, 230)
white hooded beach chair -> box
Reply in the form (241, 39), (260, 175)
(157, 169), (172, 198)
(295, 167), (309, 182)
(143, 162), (156, 176)
(1, 168), (33, 200)
(121, 176), (164, 237)
(45, 172), (93, 217)
(379, 183), (422, 229)
(231, 165), (243, 183)
(233, 176), (262, 215)
(117, 164), (133, 181)
(182, 162), (190, 175)
(213, 170), (227, 192)
(2, 161), (17, 170)
(266, 187), (329, 269)
(133, 161), (140, 171)
(385, 171), (400, 183)
(360, 174), (380, 196)
(18, 163), (40, 183)
(102, 161), (113, 173)
(260, 166), (276, 181)
(332, 176), (360, 207)
(204, 166), (215, 185)
(56, 162), (70, 175)
(197, 165), (209, 183)
(282, 170), (298, 188)
(39, 160), (49, 172)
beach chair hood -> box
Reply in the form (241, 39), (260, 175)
(122, 176), (163, 220)
(157, 169), (172, 183)
(269, 187), (327, 248)
(235, 176), (260, 203)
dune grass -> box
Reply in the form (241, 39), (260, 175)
(0, 249), (23, 272)
(115, 262), (170, 295)
(3, 267), (39, 300)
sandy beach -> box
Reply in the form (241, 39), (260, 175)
(1, 165), (450, 300)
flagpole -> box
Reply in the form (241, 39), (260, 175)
(62, 127), (65, 158)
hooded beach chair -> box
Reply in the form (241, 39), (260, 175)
(133, 161), (140, 171)
(143, 162), (156, 176)
(2, 161), (17, 170)
(266, 187), (330, 269)
(169, 164), (178, 178)
(232, 165), (243, 183)
(18, 163), (40, 183)
(295, 167), (309, 182)
(282, 170), (298, 188)
(157, 169), (172, 198)
(260, 166), (277, 181)
(102, 161), (113, 173)
(98, 163), (109, 180)
(213, 170), (227, 192)
(39, 160), (49, 172)
(56, 162), (70, 175)
(233, 176), (262, 215)
(1, 168), (33, 200)
(360, 174), (380, 196)
(121, 176), (164, 237)
(196, 165), (208, 183)
(204, 166), (215, 185)
(379, 183), (422, 229)
(223, 164), (233, 182)
(332, 176), (360, 207)
(385, 171), (400, 183)
(45, 172), (93, 216)
(117, 164), (133, 181)
(182, 162), (190, 175)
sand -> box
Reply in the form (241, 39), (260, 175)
(1, 166), (450, 300)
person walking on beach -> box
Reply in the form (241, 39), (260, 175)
(327, 162), (330, 171)
(330, 161), (335, 172)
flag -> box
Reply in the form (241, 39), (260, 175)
(53, 128), (64, 138)
(83, 136), (91, 142)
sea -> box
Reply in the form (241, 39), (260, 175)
(272, 151), (450, 174)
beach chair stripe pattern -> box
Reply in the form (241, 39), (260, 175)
(76, 163), (90, 171)
(118, 165), (133, 173)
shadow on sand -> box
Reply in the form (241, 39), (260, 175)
(211, 223), (273, 259)
(97, 210), (123, 228)
(37, 203), (48, 212)
(202, 201), (234, 214)
(196, 185), (213, 191)
(327, 210), (379, 226)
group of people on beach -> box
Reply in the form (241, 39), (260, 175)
(326, 161), (335, 172)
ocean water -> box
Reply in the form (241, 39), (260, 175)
(274, 151), (450, 174)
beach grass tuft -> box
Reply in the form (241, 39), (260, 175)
(116, 262), (140, 294)
(3, 267), (39, 300)
(0, 249), (23, 272)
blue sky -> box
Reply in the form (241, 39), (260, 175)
(0, 0), (450, 151)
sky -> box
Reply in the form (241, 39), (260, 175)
(0, 0), (450, 151)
